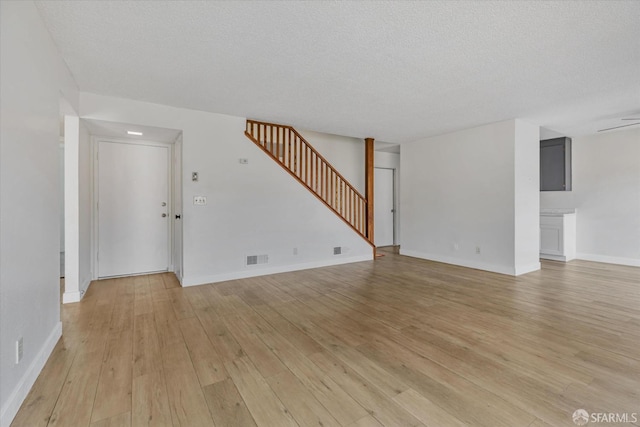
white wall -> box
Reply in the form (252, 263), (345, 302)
(63, 116), (81, 301)
(375, 151), (400, 169)
(514, 121), (541, 274)
(79, 93), (373, 286)
(0, 2), (79, 425)
(79, 122), (92, 292)
(63, 117), (92, 303)
(297, 129), (365, 194)
(541, 128), (640, 266)
(63, 117), (92, 302)
(400, 119), (540, 275)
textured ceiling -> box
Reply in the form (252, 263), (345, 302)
(36, 1), (640, 142)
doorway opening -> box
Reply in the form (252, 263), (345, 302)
(374, 167), (395, 247)
(86, 120), (183, 280)
(62, 118), (183, 303)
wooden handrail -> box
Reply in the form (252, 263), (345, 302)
(244, 119), (373, 246)
(246, 120), (366, 200)
(288, 126), (366, 200)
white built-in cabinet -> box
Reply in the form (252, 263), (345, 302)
(540, 209), (576, 262)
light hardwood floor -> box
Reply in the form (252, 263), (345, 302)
(12, 251), (640, 427)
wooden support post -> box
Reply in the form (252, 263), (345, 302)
(365, 137), (375, 252)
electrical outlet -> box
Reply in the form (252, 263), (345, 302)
(16, 337), (23, 364)
(193, 196), (207, 205)
(475, 246), (481, 254)
(453, 243), (459, 251)
(293, 247), (298, 255)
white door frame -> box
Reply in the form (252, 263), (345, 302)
(92, 137), (175, 279)
(374, 167), (396, 246)
(59, 140), (65, 277)
(172, 134), (183, 283)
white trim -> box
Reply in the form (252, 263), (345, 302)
(374, 167), (397, 247)
(59, 144), (65, 254)
(97, 270), (167, 280)
(0, 322), (62, 427)
(181, 255), (373, 287)
(91, 135), (97, 280)
(93, 136), (175, 149)
(63, 277), (92, 304)
(514, 262), (541, 276)
(400, 249), (522, 276)
(62, 290), (81, 304)
(64, 116), (81, 300)
(172, 134), (183, 282)
(540, 253), (570, 262)
(576, 253), (640, 267)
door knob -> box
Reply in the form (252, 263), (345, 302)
(161, 202), (167, 206)
(162, 213), (167, 217)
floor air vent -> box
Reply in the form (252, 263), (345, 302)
(246, 254), (269, 266)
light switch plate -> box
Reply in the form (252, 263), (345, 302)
(194, 196), (207, 205)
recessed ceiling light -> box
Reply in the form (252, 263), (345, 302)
(127, 131), (143, 136)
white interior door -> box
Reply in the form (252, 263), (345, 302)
(98, 141), (170, 277)
(374, 167), (394, 247)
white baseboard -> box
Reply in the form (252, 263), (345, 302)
(540, 253), (572, 262)
(576, 253), (640, 267)
(62, 277), (91, 304)
(80, 277), (91, 296)
(514, 262), (541, 276)
(0, 321), (62, 427)
(62, 290), (81, 303)
(181, 254), (373, 287)
(399, 249), (533, 276)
